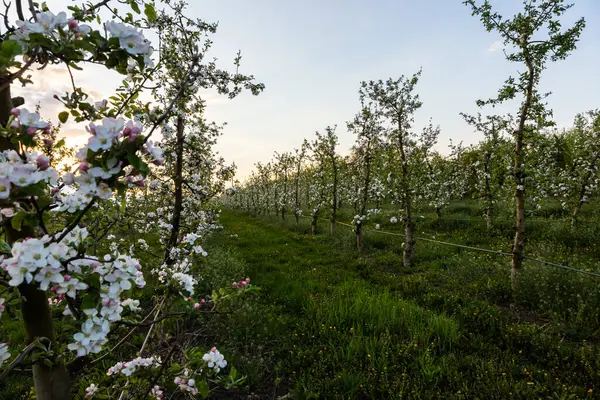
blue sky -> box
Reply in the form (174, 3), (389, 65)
(16, 1), (600, 179)
(191, 0), (600, 178)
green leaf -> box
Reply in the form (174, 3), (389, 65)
(0, 39), (22, 59)
(81, 294), (97, 311)
(58, 111), (69, 123)
(127, 153), (149, 176)
(85, 273), (101, 291)
(0, 239), (11, 254)
(11, 211), (28, 231)
(144, 3), (157, 22)
(130, 0), (140, 14)
(197, 380), (209, 398)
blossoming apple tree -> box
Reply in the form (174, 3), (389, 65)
(0, 1), (261, 399)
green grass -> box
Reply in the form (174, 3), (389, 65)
(203, 207), (600, 399)
(4, 199), (599, 398)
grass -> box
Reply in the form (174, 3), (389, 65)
(202, 204), (600, 399)
(3, 199), (599, 398)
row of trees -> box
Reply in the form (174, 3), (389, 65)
(229, 0), (592, 289)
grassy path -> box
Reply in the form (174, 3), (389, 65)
(207, 211), (597, 399)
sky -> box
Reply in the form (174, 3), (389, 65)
(14, 0), (600, 180)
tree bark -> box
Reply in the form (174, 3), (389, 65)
(398, 120), (414, 267)
(357, 145), (372, 252)
(571, 150), (599, 231)
(484, 125), (495, 232)
(511, 58), (534, 290)
(330, 156), (338, 235)
(281, 170), (287, 221)
(294, 162), (301, 224)
(165, 115), (185, 263)
(356, 223), (364, 251)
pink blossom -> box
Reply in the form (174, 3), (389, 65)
(37, 154), (50, 170)
(1, 208), (14, 217)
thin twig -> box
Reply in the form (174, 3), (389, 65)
(55, 199), (96, 243)
(117, 297), (166, 400)
(0, 51), (38, 92)
(0, 338), (49, 382)
(91, 302), (160, 364)
(143, 343), (178, 398)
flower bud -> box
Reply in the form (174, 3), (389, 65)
(43, 138), (54, 147)
(10, 108), (20, 116)
(27, 127), (37, 136)
(193, 303), (200, 310)
(78, 162), (89, 172)
(37, 154), (50, 170)
(68, 18), (78, 30)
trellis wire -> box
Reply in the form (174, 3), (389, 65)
(292, 214), (600, 279)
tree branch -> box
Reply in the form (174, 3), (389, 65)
(0, 338), (49, 383)
(54, 199), (96, 243)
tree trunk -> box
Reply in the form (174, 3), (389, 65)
(165, 115), (185, 263)
(281, 173), (287, 221)
(19, 283), (71, 400)
(311, 213), (318, 235)
(357, 148), (371, 252)
(484, 131), (494, 232)
(356, 223), (364, 251)
(571, 149), (599, 231)
(1, 86), (71, 399)
(403, 204), (415, 267)
(511, 58), (534, 290)
(571, 203), (581, 231)
(398, 121), (414, 267)
(435, 206), (441, 219)
(486, 203), (493, 231)
(273, 187), (279, 218)
(330, 157), (338, 235)
(294, 167), (300, 224)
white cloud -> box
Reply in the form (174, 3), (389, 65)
(487, 40), (504, 53)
